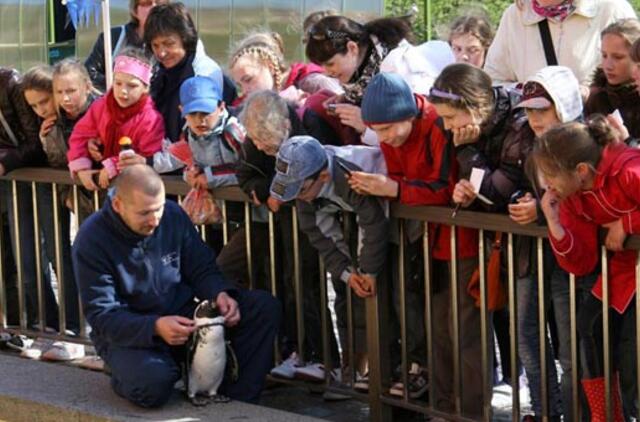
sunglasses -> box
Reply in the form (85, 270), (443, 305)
(307, 26), (349, 41)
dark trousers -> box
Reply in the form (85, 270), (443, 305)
(102, 289), (281, 408)
(432, 257), (491, 419)
(578, 293), (637, 419)
(1, 181), (58, 329)
(36, 183), (80, 332)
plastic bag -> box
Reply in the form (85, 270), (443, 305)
(181, 188), (222, 225)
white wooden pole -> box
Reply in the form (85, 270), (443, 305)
(102, 0), (113, 91)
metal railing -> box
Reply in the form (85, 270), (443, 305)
(0, 167), (638, 422)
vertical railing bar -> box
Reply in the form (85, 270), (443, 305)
(73, 185), (87, 338)
(423, 222), (435, 408)
(319, 258), (331, 384)
(398, 220), (408, 402)
(508, 232), (519, 421)
(450, 224), (461, 415)
(292, 206), (305, 362)
(31, 182), (45, 332)
(636, 252), (640, 422)
(268, 210), (279, 363)
(93, 189), (99, 212)
(0, 188), (6, 328)
(537, 237), (548, 420)
(345, 215), (355, 386)
(222, 200), (229, 245)
(569, 272), (579, 422)
(478, 228), (490, 421)
(12, 181), (27, 330)
(601, 245), (611, 422)
(244, 202), (253, 290)
(52, 183), (66, 335)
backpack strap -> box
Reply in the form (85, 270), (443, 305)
(538, 19), (558, 66)
(0, 107), (18, 147)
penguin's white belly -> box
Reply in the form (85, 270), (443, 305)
(189, 320), (226, 397)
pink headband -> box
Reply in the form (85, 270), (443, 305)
(113, 56), (152, 85)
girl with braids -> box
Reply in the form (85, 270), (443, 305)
(535, 116), (639, 421)
(229, 31), (340, 106)
(305, 14), (453, 142)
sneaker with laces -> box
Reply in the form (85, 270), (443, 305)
(270, 352), (300, 379)
(41, 341), (85, 361)
(294, 362), (326, 382)
(389, 362), (428, 398)
(353, 371), (369, 392)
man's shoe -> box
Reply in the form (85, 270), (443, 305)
(41, 341), (85, 361)
(270, 352), (299, 379)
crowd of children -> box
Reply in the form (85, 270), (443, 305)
(1, 0), (640, 420)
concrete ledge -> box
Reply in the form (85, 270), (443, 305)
(0, 353), (323, 422)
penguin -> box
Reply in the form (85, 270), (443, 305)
(186, 300), (229, 406)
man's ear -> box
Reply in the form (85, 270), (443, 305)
(318, 169), (331, 182)
(112, 194), (123, 214)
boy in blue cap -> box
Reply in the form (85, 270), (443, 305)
(270, 135), (388, 386)
(178, 75), (245, 189)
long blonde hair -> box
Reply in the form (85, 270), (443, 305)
(229, 32), (288, 91)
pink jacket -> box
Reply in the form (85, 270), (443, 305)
(67, 95), (164, 178)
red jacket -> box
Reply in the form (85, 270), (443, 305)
(550, 142), (640, 313)
(380, 94), (478, 260)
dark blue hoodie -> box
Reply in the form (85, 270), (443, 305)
(73, 198), (237, 353)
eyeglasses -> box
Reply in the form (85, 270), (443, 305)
(307, 25), (349, 41)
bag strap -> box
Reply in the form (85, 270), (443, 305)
(0, 107), (18, 147)
(112, 25), (127, 57)
(538, 19), (558, 66)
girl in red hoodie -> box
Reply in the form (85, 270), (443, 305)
(67, 47), (164, 190)
(535, 115), (639, 422)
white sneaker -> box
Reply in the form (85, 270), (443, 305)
(270, 352), (300, 379)
(41, 341), (85, 361)
(294, 362), (326, 382)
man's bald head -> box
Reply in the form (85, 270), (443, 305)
(114, 164), (164, 201)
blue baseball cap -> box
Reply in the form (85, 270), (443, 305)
(179, 76), (223, 118)
(270, 136), (328, 202)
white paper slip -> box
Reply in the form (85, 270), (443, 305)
(469, 167), (494, 205)
(611, 109), (624, 125)
(469, 168), (485, 193)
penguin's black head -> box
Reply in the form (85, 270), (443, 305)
(195, 300), (220, 319)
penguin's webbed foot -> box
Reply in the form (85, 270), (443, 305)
(189, 394), (210, 406)
(209, 394), (230, 403)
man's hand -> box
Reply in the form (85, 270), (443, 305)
(452, 179), (477, 207)
(216, 291), (240, 327)
(348, 273), (375, 298)
(155, 315), (196, 345)
(603, 219), (627, 252)
(87, 138), (104, 162)
(348, 171), (398, 197)
(77, 170), (99, 191)
(117, 152), (146, 170)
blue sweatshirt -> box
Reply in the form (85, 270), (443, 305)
(72, 198), (237, 353)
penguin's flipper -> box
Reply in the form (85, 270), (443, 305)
(209, 394), (230, 403)
(225, 340), (239, 383)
